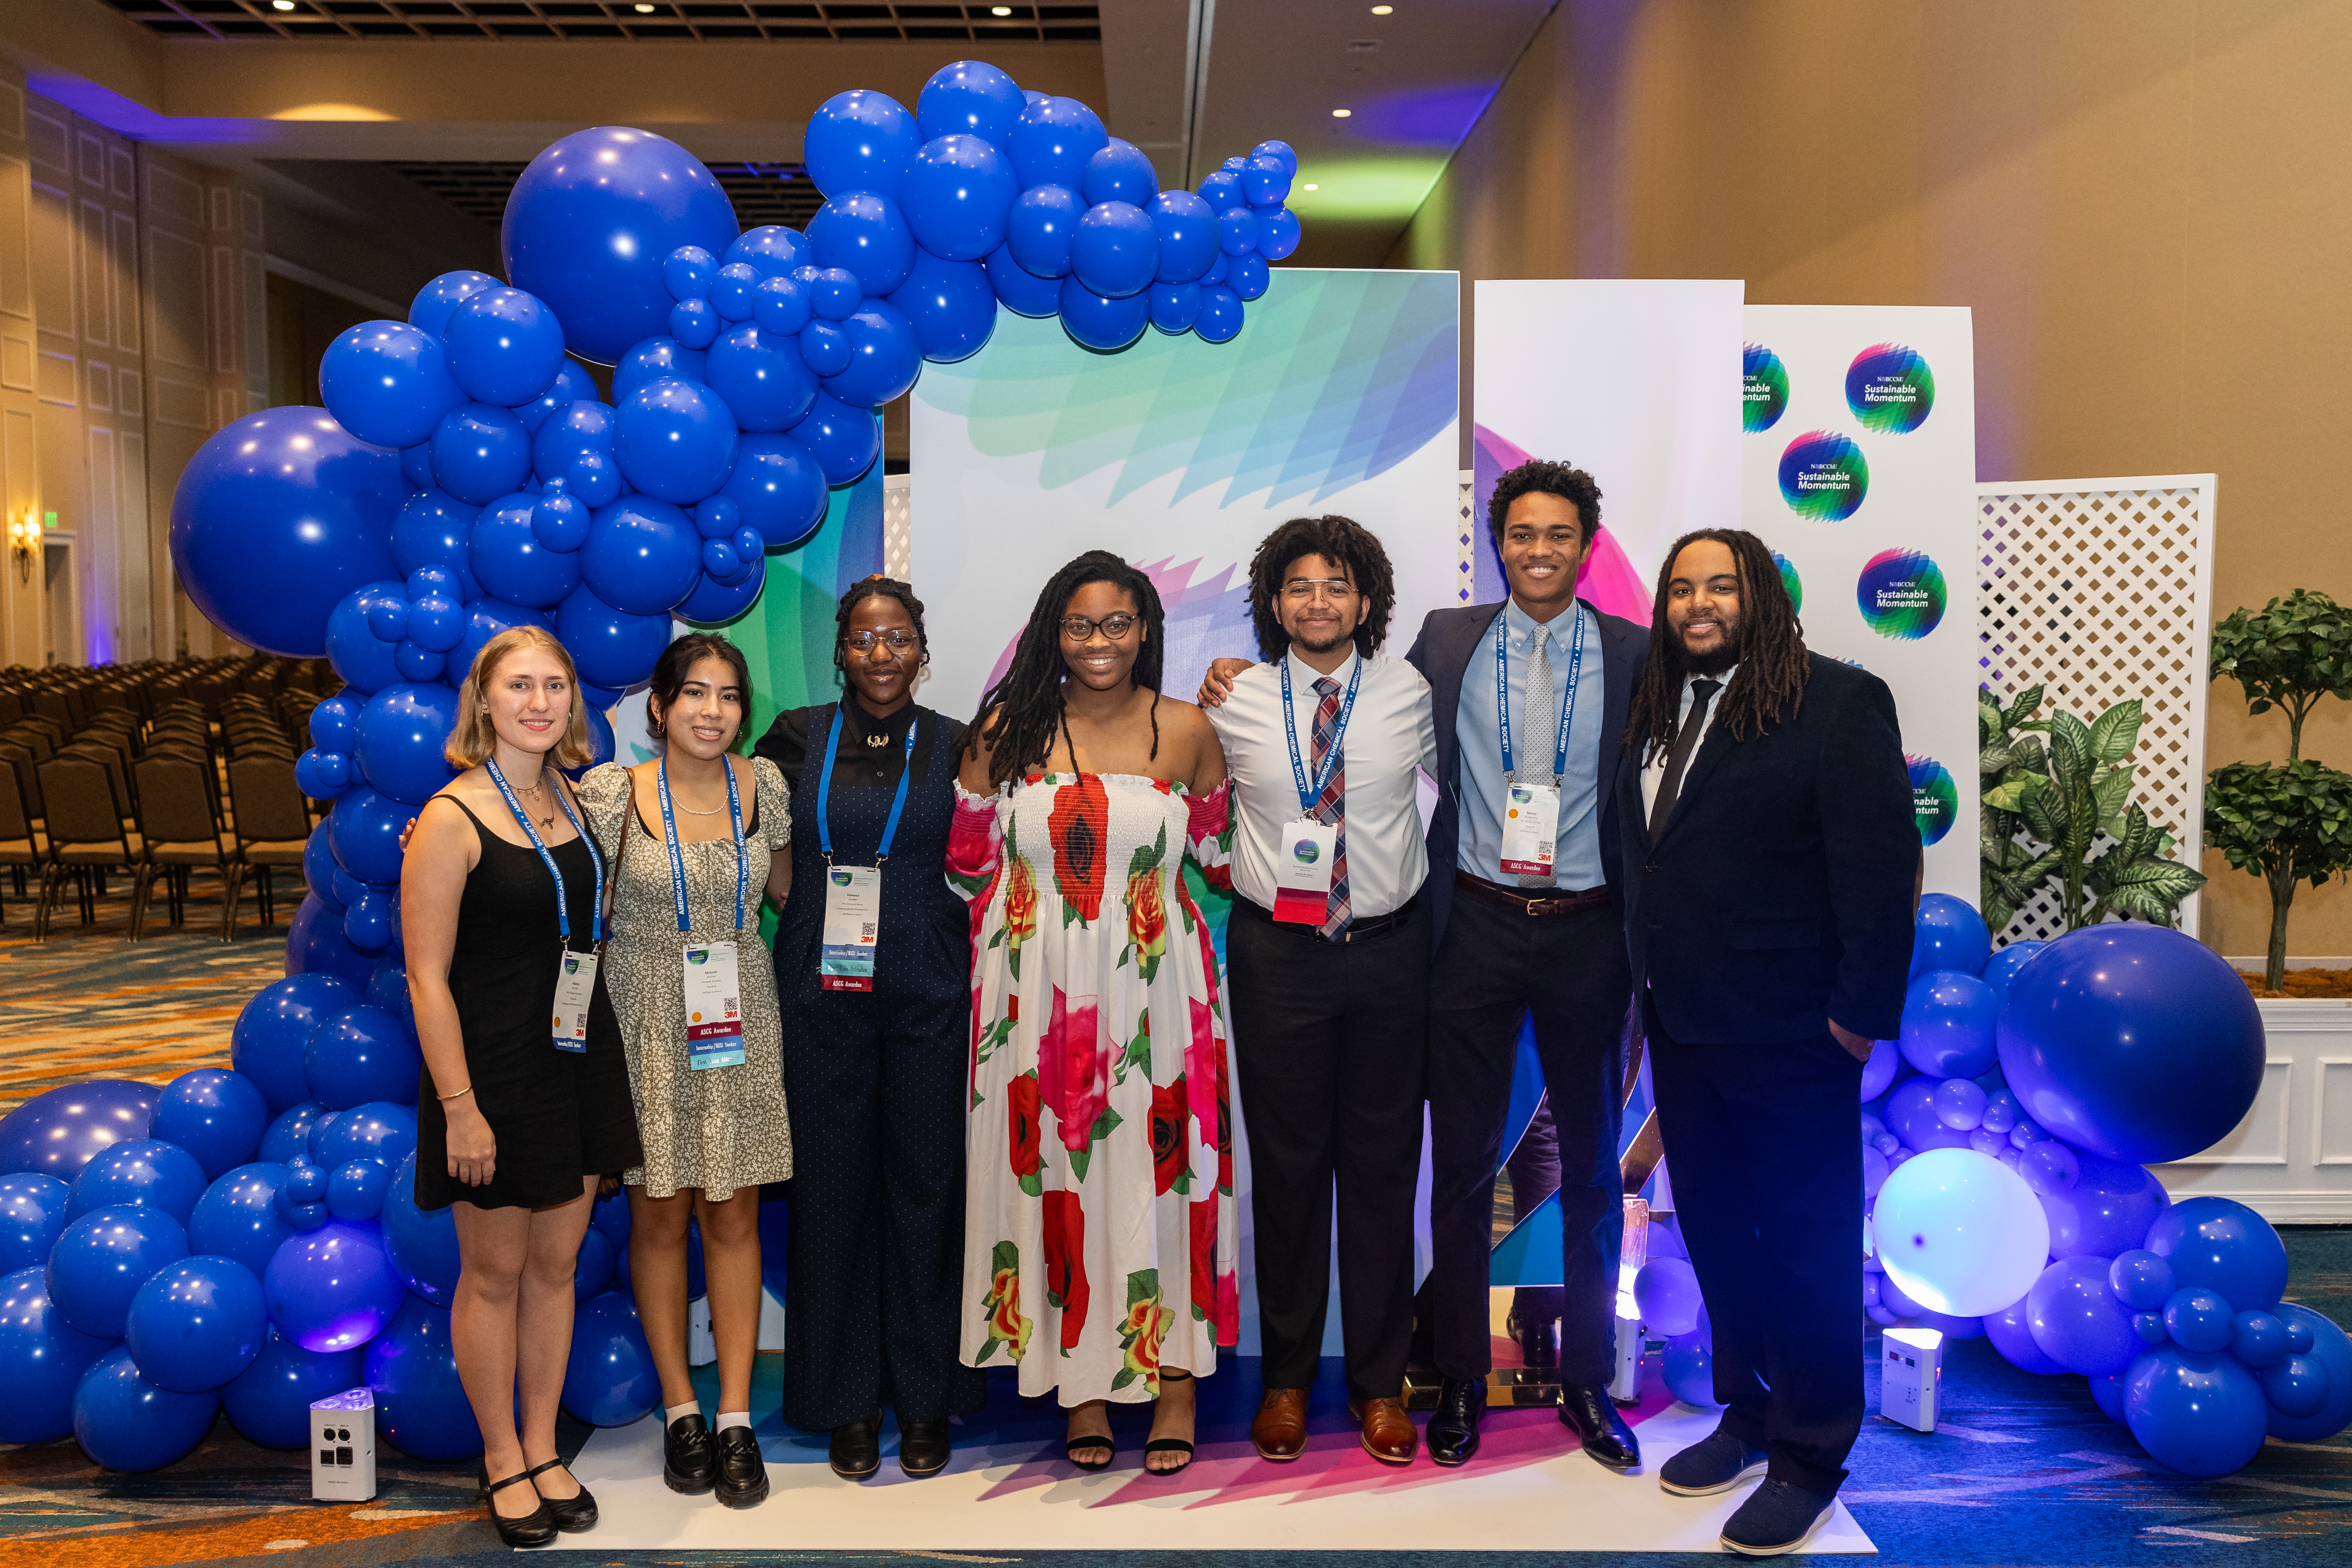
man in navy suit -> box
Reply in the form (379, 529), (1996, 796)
(1615, 528), (1914, 1555)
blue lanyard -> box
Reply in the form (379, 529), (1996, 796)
(1279, 654), (1363, 817)
(1495, 605), (1587, 781)
(816, 705), (918, 865)
(484, 758), (602, 947)
(655, 756), (746, 936)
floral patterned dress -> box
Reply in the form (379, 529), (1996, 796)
(949, 771), (1238, 1405)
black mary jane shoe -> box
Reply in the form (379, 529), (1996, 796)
(525, 1459), (597, 1533)
(476, 1465), (558, 1549)
(664, 1412), (717, 1495)
(830, 1416), (882, 1480)
(898, 1418), (952, 1478)
(715, 1424), (770, 1509)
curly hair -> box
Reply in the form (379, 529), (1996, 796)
(644, 632), (753, 754)
(967, 551), (1167, 789)
(1486, 459), (1602, 546)
(1245, 515), (1397, 662)
(1625, 527), (1810, 764)
(832, 575), (929, 673)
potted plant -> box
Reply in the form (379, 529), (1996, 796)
(2204, 590), (2352, 993)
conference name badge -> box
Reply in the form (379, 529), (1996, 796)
(551, 950), (597, 1053)
(820, 865), (882, 992)
(682, 942), (745, 1070)
(1498, 782), (1561, 877)
(1271, 818), (1337, 924)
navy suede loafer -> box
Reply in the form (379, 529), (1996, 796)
(1720, 1478), (1836, 1556)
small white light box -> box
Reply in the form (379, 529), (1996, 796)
(311, 1387), (378, 1501)
(1879, 1325), (1943, 1433)
(1608, 1197), (1652, 1404)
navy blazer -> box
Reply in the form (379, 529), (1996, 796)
(1403, 597), (1648, 947)
(1612, 652), (1916, 1045)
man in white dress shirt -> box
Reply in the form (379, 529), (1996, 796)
(1204, 514), (1438, 1468)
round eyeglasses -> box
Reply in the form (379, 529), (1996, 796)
(1059, 612), (1138, 642)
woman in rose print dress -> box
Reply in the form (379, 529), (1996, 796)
(950, 550), (1238, 1478)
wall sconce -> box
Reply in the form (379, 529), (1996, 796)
(7, 510), (39, 584)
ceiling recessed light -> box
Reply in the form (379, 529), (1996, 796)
(633, 2), (656, 11)
(1371, 4), (1394, 13)
(1331, 108), (1352, 118)
(1301, 183), (1318, 191)
(271, 0), (295, 9)
(991, 4), (1013, 13)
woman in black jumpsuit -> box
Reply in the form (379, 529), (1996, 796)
(755, 577), (986, 1481)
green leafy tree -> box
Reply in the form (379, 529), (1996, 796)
(1981, 685), (2206, 934)
(2205, 590), (2352, 991)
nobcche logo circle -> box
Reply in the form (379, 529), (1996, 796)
(1856, 549), (1946, 640)
(1845, 343), (1934, 433)
(1771, 550), (1804, 616)
(1744, 344), (1789, 432)
(1908, 754), (1956, 845)
(1777, 430), (1868, 521)
(1291, 838), (1320, 865)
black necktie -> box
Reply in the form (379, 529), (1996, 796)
(1648, 678), (1722, 845)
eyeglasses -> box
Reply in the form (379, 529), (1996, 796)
(1282, 578), (1358, 603)
(1060, 613), (1138, 642)
(844, 629), (918, 654)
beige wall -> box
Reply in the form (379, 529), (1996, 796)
(1390, 0), (2352, 960)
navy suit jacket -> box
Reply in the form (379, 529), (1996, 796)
(1612, 652), (1917, 1045)
(1403, 597), (1648, 948)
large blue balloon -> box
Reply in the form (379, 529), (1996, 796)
(563, 1289), (662, 1426)
(705, 324), (820, 433)
(1070, 200), (1159, 299)
(1082, 140), (1159, 208)
(1059, 276), (1151, 352)
(2145, 1197), (2288, 1311)
(220, 1326), (365, 1449)
(2266, 1303), (2352, 1441)
(1911, 893), (1992, 978)
(1006, 183), (1083, 279)
(985, 242), (1063, 317)
(1898, 969), (2000, 1078)
(390, 490), (483, 599)
(533, 398), (622, 506)
(1997, 924), (2264, 1165)
(720, 434), (830, 548)
(409, 269), (499, 339)
(1194, 283), (1245, 344)
(807, 192), (917, 298)
(2124, 1346), (2270, 1477)
(234, 976), (361, 1114)
(73, 1344), (220, 1471)
(1259, 206), (1302, 260)
(381, 1153), (460, 1307)
(902, 134), (1019, 261)
(556, 585), (674, 691)
(367, 1294), (481, 1458)
(677, 550), (766, 626)
(152, 1070), (271, 1183)
(502, 126), (740, 365)
(2040, 1149), (2167, 1260)
(1982, 1293), (2067, 1375)
(68, 1138), (209, 1227)
(446, 597), (553, 689)
(822, 301), (923, 409)
(48, 1202), (188, 1340)
(793, 392), (881, 486)
(188, 1163), (294, 1280)
(613, 379), (739, 506)
(1150, 190), (1218, 284)
(0, 1080), (158, 1180)
(1979, 940), (2046, 1006)
(320, 321), (465, 450)
(353, 682), (461, 808)
(1008, 96), (1108, 190)
(430, 401), (533, 506)
(125, 1254), (267, 1392)
(805, 89), (920, 200)
(328, 784), (409, 886)
(581, 495), (704, 615)
(468, 492), (582, 609)
(287, 894), (379, 985)
(265, 1217), (404, 1353)
(444, 287), (567, 407)
(0, 1173), (70, 1275)
(728, 226), (811, 279)
(314, 1103), (419, 1173)
(306, 1004), (422, 1112)
(0, 1266), (111, 1443)
(917, 59), (1024, 145)
(889, 250), (997, 364)
(2024, 1254), (2140, 1377)
(169, 408), (405, 658)
(1229, 252), (1270, 302)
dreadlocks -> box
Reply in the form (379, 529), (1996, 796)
(967, 551), (1167, 789)
(1244, 514), (1397, 661)
(1626, 527), (1810, 765)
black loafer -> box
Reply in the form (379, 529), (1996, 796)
(1426, 1378), (1486, 1467)
(1721, 1477), (1835, 1555)
(664, 1413), (717, 1495)
(1559, 1381), (1642, 1472)
(524, 1459), (597, 1532)
(898, 1418), (952, 1478)
(477, 1465), (558, 1549)
(1660, 1425), (1769, 1496)
(715, 1424), (769, 1509)
(830, 1415), (882, 1479)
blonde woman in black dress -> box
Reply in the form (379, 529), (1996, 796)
(405, 626), (642, 1548)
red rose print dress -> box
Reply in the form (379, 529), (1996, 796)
(947, 771), (1238, 1405)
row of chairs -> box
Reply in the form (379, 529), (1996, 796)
(0, 654), (337, 731)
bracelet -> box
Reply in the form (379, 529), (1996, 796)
(437, 1084), (474, 1103)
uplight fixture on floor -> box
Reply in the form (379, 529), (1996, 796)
(1879, 1325), (1943, 1432)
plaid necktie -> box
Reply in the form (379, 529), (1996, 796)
(1516, 625), (1557, 888)
(1312, 675), (1350, 940)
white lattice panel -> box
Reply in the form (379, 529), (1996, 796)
(1976, 475), (2217, 942)
(883, 474), (912, 580)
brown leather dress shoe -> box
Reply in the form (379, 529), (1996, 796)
(1251, 1388), (1311, 1462)
(1349, 1396), (1418, 1465)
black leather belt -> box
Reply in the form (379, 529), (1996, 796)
(1454, 869), (1612, 917)
(1232, 893), (1419, 945)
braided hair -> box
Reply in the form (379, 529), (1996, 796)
(968, 551), (1167, 789)
(833, 575), (929, 674)
(1625, 527), (1810, 764)
(1244, 514), (1397, 661)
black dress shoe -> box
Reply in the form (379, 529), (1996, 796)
(476, 1465), (558, 1548)
(715, 1424), (769, 1508)
(830, 1416), (882, 1480)
(664, 1413), (717, 1495)
(1426, 1378), (1486, 1467)
(1513, 1313), (1560, 1369)
(1559, 1381), (1641, 1472)
(899, 1418), (952, 1478)
(525, 1459), (598, 1532)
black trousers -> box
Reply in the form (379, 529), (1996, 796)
(1227, 895), (1429, 1402)
(1645, 994), (1865, 1498)
(777, 980), (987, 1431)
(1427, 891), (1632, 1385)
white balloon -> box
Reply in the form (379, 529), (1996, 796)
(1873, 1147), (2050, 1318)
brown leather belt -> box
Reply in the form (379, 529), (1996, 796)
(1454, 869), (1612, 917)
